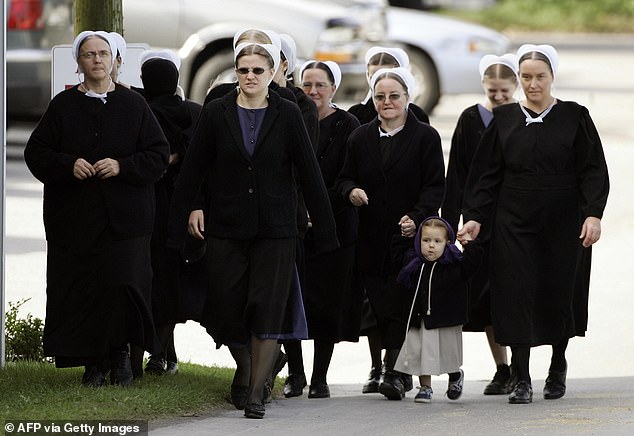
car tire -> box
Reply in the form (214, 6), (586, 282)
(189, 49), (236, 104)
(408, 49), (440, 114)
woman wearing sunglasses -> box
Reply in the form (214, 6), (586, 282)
(169, 42), (337, 419)
(337, 67), (445, 400)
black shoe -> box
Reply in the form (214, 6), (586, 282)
(244, 402), (265, 419)
(379, 370), (405, 400)
(230, 384), (250, 410)
(484, 364), (512, 395)
(308, 382), (330, 399)
(145, 355), (166, 375)
(264, 350), (288, 403)
(109, 350), (133, 387)
(362, 367), (381, 394)
(446, 369), (464, 400)
(508, 380), (533, 404)
(283, 373), (307, 398)
(81, 365), (106, 387)
(543, 365), (567, 400)
(398, 371), (414, 392)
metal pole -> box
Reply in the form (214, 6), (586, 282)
(1, 1), (8, 369)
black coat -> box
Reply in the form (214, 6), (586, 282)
(337, 110), (445, 275)
(168, 89), (338, 252)
(24, 84), (170, 246)
(348, 98), (430, 125)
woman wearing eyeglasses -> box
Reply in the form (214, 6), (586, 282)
(337, 67), (445, 400)
(169, 42), (337, 419)
(24, 31), (170, 387)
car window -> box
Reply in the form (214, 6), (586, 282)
(7, 0), (73, 50)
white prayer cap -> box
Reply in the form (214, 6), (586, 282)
(364, 46), (409, 68)
(280, 34), (297, 78)
(517, 44), (559, 77)
(370, 66), (416, 105)
(299, 60), (342, 89)
(478, 53), (518, 80)
(234, 42), (281, 75)
(140, 49), (181, 71)
(72, 30), (117, 63)
(233, 28), (281, 50)
(109, 32), (126, 61)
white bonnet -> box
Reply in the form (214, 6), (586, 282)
(233, 28), (281, 50)
(370, 66), (416, 105)
(234, 42), (281, 75)
(478, 53), (518, 80)
(299, 60), (342, 89)
(364, 46), (410, 68)
(140, 49), (181, 70)
(109, 31), (126, 61)
(72, 30), (117, 63)
(516, 44), (559, 78)
(279, 33), (297, 77)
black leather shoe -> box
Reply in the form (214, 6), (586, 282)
(230, 384), (249, 410)
(244, 402), (265, 419)
(110, 350), (133, 387)
(283, 373), (307, 398)
(263, 350), (288, 403)
(508, 380), (533, 404)
(484, 364), (512, 395)
(145, 355), (166, 375)
(308, 382), (330, 399)
(362, 367), (381, 394)
(399, 371), (414, 392)
(543, 367), (567, 400)
(81, 365), (106, 387)
(379, 370), (405, 400)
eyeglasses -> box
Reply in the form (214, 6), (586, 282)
(236, 67), (267, 75)
(79, 50), (112, 60)
(373, 93), (406, 102)
(301, 82), (330, 91)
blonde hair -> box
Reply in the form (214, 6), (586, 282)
(421, 218), (449, 240)
(235, 29), (272, 46)
(235, 44), (274, 69)
(482, 63), (517, 83)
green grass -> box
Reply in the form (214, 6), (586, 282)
(440, 0), (634, 33)
(0, 361), (245, 421)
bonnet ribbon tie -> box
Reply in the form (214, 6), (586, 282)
(520, 99), (556, 126)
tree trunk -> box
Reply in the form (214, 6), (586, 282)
(74, 0), (124, 36)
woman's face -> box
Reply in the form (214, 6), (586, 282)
(373, 77), (408, 123)
(77, 37), (113, 82)
(301, 68), (336, 113)
(420, 226), (448, 262)
(482, 76), (517, 108)
(519, 59), (554, 106)
(235, 54), (274, 97)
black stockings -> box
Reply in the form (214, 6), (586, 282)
(284, 340), (305, 376)
(511, 345), (531, 384)
(311, 340), (334, 385)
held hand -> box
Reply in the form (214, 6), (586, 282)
(94, 158), (120, 179)
(73, 158), (96, 180)
(349, 188), (369, 207)
(188, 209), (205, 240)
(457, 220), (481, 245)
(168, 153), (181, 165)
(579, 216), (601, 248)
(398, 215), (416, 238)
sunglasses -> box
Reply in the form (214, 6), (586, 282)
(235, 67), (267, 76)
(373, 93), (406, 102)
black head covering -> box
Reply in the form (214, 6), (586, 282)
(141, 59), (179, 99)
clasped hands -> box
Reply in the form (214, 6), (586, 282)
(73, 158), (120, 180)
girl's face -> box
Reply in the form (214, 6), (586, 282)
(482, 76), (517, 108)
(519, 59), (554, 106)
(373, 77), (408, 122)
(420, 226), (448, 262)
(301, 68), (336, 113)
(77, 37), (113, 82)
(235, 54), (274, 97)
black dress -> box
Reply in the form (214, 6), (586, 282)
(24, 85), (170, 366)
(443, 104), (493, 331)
(303, 109), (362, 342)
(463, 101), (609, 346)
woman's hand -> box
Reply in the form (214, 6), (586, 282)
(398, 215), (416, 238)
(73, 158), (96, 180)
(94, 158), (120, 179)
(580, 216), (601, 248)
(457, 220), (481, 245)
(349, 188), (369, 207)
(168, 153), (180, 165)
(188, 209), (205, 240)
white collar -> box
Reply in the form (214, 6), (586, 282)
(378, 124), (404, 137)
(519, 99), (556, 126)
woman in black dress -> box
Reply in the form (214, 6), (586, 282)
(168, 42), (337, 418)
(443, 53), (518, 395)
(24, 31), (169, 387)
(458, 44), (609, 404)
(337, 67), (445, 400)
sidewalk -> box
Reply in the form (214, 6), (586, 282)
(150, 377), (634, 435)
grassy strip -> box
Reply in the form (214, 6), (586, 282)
(0, 361), (242, 421)
(440, 0), (634, 33)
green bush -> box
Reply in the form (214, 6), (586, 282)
(4, 298), (48, 362)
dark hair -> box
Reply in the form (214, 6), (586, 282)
(235, 29), (272, 46)
(301, 61), (335, 84)
(483, 63), (517, 83)
(78, 35), (110, 53)
(519, 51), (553, 75)
(373, 71), (408, 93)
(368, 52), (399, 68)
(235, 44), (274, 69)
